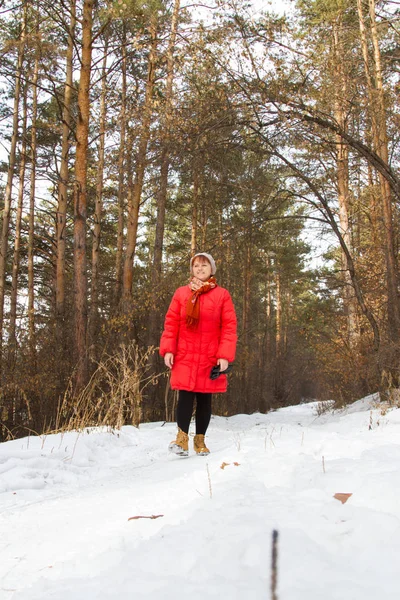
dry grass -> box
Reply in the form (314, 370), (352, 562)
(314, 400), (335, 417)
(0, 383), (33, 442)
(379, 370), (400, 411)
(56, 343), (160, 432)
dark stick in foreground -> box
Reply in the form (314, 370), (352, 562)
(271, 529), (279, 600)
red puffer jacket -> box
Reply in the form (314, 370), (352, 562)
(160, 285), (237, 393)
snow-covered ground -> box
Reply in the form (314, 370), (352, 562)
(1, 394), (400, 600)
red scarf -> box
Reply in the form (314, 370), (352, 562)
(186, 276), (217, 329)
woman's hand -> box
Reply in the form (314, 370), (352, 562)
(164, 352), (174, 368)
(189, 276), (204, 291)
(217, 358), (229, 373)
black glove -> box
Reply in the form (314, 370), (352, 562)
(210, 363), (233, 380)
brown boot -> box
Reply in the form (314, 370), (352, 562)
(194, 434), (210, 456)
(169, 428), (189, 457)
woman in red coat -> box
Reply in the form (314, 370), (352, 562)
(160, 252), (237, 457)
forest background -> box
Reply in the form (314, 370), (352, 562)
(1, 0), (400, 440)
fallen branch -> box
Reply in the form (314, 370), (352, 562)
(128, 514), (164, 521)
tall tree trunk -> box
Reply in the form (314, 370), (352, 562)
(275, 270), (282, 358)
(28, 13), (40, 374)
(242, 242), (251, 350)
(114, 28), (127, 306)
(274, 266), (285, 401)
(122, 14), (158, 313)
(263, 254), (274, 409)
(0, 5), (26, 378)
(241, 223), (252, 402)
(56, 0), (76, 359)
(368, 0), (400, 340)
(148, 0), (180, 346)
(368, 162), (379, 244)
(201, 182), (207, 249)
(357, 0), (400, 340)
(333, 18), (360, 347)
(191, 168), (199, 256)
(89, 33), (108, 359)
(225, 238), (231, 290)
(8, 86), (28, 373)
(73, 0), (93, 391)
(217, 200), (224, 281)
(191, 150), (202, 255)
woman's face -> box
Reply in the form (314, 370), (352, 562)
(192, 257), (212, 281)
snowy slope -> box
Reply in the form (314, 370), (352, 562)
(1, 395), (400, 600)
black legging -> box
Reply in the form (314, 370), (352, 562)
(177, 390), (212, 435)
